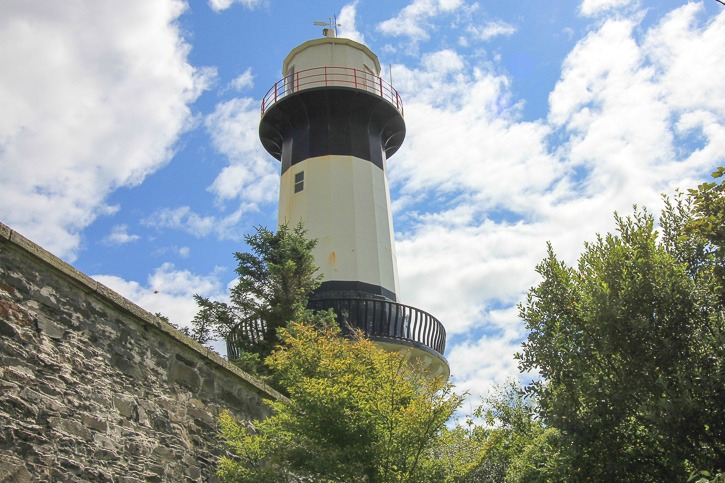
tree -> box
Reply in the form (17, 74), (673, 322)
(435, 381), (562, 483)
(217, 317), (462, 482)
(686, 167), (725, 303)
(517, 195), (725, 480)
(191, 223), (321, 372)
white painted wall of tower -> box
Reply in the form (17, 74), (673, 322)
(278, 154), (400, 300)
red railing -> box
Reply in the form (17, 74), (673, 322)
(261, 66), (404, 117)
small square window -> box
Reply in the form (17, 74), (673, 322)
(294, 171), (304, 193)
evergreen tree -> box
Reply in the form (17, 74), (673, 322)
(191, 222), (321, 373)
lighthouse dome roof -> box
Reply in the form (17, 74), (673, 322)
(283, 37), (381, 76)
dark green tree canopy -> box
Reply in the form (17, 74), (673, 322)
(517, 193), (725, 480)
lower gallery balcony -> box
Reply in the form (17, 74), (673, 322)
(226, 297), (449, 379)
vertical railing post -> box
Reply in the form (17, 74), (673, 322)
(274, 82), (278, 104)
(379, 77), (383, 97)
(324, 66), (328, 86)
(354, 68), (358, 89)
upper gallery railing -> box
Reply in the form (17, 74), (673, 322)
(261, 66), (404, 117)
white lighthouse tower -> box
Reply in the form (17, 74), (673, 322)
(259, 28), (448, 377)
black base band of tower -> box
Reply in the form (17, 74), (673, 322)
(311, 280), (397, 302)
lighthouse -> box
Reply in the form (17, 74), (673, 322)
(259, 28), (448, 377)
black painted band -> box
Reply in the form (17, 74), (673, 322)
(310, 280), (398, 303)
(259, 87), (406, 175)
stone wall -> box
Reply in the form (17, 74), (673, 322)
(0, 222), (283, 482)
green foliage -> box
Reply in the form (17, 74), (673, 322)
(191, 223), (321, 371)
(687, 167), (725, 252)
(230, 223), (320, 346)
(217, 319), (462, 482)
(482, 382), (562, 483)
(517, 188), (725, 480)
(686, 167), (725, 303)
(690, 470), (725, 483)
(438, 381), (562, 483)
(429, 423), (488, 481)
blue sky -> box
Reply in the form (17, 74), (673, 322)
(2, 0), (724, 400)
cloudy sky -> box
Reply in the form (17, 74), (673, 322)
(2, 0), (724, 400)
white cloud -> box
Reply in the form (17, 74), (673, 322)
(141, 95), (279, 241)
(466, 20), (517, 42)
(390, 50), (562, 216)
(208, 0), (263, 13)
(152, 245), (192, 258)
(447, 311), (524, 398)
(387, 5), (725, 397)
(94, 262), (226, 331)
(338, 1), (365, 44)
(205, 97), (279, 205)
(377, 0), (465, 43)
(0, 0), (210, 260)
(143, 205), (249, 240)
(103, 225), (140, 245)
(229, 67), (254, 91)
(579, 0), (635, 17)
(644, 3), (725, 118)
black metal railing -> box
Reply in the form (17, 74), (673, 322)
(226, 319), (267, 360)
(309, 298), (446, 358)
(226, 298), (446, 360)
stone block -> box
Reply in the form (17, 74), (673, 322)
(57, 456), (85, 474)
(3, 365), (36, 385)
(110, 353), (143, 380)
(7, 394), (40, 418)
(0, 318), (18, 338)
(124, 440), (149, 456)
(151, 444), (175, 463)
(113, 396), (136, 419)
(95, 283), (153, 326)
(0, 299), (33, 329)
(172, 362), (201, 391)
(81, 413), (108, 432)
(0, 454), (32, 483)
(92, 448), (119, 461)
(187, 406), (214, 427)
(188, 465), (202, 480)
(49, 417), (92, 441)
(36, 382), (62, 398)
(174, 351), (197, 367)
(35, 315), (66, 339)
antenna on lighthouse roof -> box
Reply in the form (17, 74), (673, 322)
(313, 16), (341, 38)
